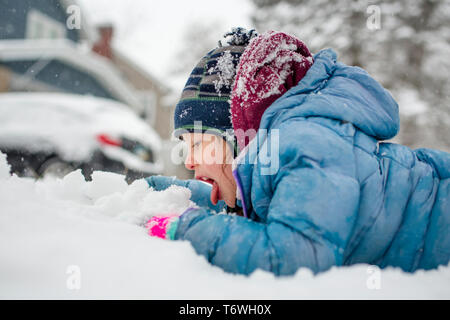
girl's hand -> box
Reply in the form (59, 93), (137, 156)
(145, 215), (179, 240)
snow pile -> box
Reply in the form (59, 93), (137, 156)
(0, 152), (449, 299)
(36, 169), (194, 226)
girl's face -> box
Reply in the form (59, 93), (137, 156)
(181, 133), (236, 208)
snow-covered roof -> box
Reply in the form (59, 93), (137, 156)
(0, 39), (144, 113)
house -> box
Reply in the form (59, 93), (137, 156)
(91, 24), (174, 140)
(90, 25), (191, 179)
(0, 0), (174, 137)
(0, 0), (145, 112)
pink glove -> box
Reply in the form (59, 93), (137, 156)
(145, 215), (179, 240)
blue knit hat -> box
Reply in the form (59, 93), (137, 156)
(173, 27), (258, 154)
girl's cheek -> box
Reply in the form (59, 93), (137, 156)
(201, 143), (216, 165)
(192, 146), (205, 164)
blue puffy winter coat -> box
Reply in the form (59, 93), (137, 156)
(146, 48), (450, 276)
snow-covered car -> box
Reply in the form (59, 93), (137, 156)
(0, 92), (164, 181)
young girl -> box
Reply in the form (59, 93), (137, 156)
(145, 28), (450, 276)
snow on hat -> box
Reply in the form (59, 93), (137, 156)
(173, 27), (258, 154)
(230, 31), (314, 151)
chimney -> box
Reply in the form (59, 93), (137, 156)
(92, 24), (114, 59)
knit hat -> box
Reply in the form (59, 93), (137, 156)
(173, 27), (258, 154)
(230, 31), (314, 151)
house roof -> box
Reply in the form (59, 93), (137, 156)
(0, 39), (144, 113)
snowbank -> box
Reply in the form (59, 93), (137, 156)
(0, 152), (449, 299)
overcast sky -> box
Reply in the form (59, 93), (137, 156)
(78, 0), (254, 94)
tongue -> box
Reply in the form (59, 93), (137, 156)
(211, 180), (220, 205)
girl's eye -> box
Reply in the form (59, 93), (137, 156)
(193, 141), (201, 148)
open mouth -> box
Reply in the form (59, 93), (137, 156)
(196, 176), (215, 186)
(196, 176), (220, 205)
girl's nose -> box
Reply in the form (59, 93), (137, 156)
(184, 150), (196, 170)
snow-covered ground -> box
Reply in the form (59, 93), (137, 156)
(0, 151), (449, 299)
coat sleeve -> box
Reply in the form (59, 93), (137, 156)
(174, 120), (361, 276)
(144, 175), (227, 212)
